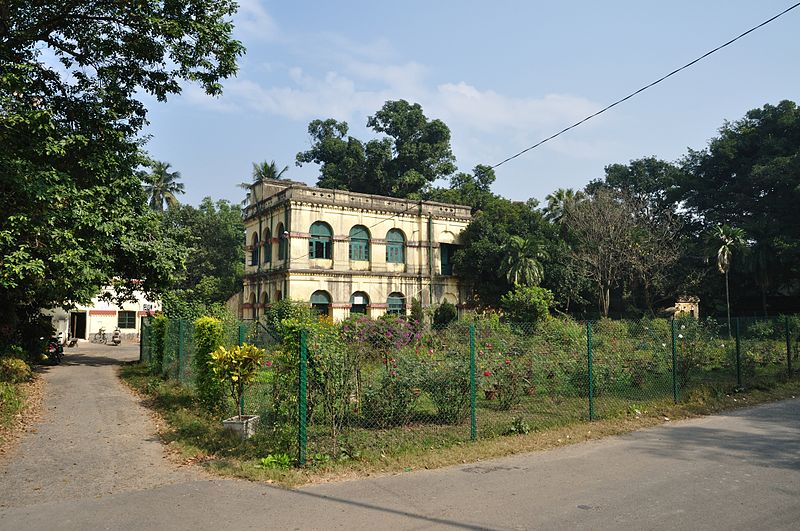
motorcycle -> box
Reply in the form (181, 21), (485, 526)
(111, 328), (122, 346)
(45, 336), (64, 364)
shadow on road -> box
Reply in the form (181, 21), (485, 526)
(632, 401), (800, 471)
(60, 353), (125, 367)
(279, 485), (496, 530)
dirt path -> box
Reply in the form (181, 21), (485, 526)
(0, 342), (200, 509)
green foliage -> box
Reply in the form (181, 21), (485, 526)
(262, 300), (317, 338)
(433, 302), (458, 328)
(160, 198), (244, 318)
(422, 165), (497, 213)
(417, 353), (471, 424)
(410, 297), (424, 326)
(452, 196), (553, 306)
(305, 321), (359, 455)
(208, 343), (266, 418)
(340, 315), (421, 361)
(504, 417), (532, 435)
(255, 453), (293, 470)
(678, 100), (800, 314)
(142, 161), (185, 212)
(1, 1), (242, 338)
(0, 381), (24, 428)
(149, 316), (169, 375)
(193, 317), (225, 411)
(297, 100), (456, 198)
(362, 359), (419, 428)
(0, 357), (32, 383)
(501, 285), (554, 324)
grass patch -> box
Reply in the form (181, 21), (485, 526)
(119, 361), (800, 487)
(0, 381), (25, 429)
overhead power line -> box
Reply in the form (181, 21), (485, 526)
(491, 1), (800, 169)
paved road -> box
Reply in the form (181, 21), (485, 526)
(1, 344), (798, 530)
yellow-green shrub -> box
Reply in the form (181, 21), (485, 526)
(0, 358), (32, 383)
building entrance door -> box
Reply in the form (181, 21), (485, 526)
(70, 312), (87, 340)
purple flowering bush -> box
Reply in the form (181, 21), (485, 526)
(340, 315), (421, 362)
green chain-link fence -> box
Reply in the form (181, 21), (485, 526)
(139, 314), (798, 466)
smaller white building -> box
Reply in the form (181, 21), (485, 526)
(46, 287), (161, 341)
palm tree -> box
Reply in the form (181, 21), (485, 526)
(544, 188), (586, 223)
(239, 160), (289, 205)
(142, 161), (185, 212)
(500, 236), (548, 287)
(708, 224), (747, 335)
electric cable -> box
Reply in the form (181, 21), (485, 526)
(491, 1), (800, 169)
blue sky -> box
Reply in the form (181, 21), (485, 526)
(142, 1), (800, 206)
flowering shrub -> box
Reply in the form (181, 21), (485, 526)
(341, 315), (421, 361)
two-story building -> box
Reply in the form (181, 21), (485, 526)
(242, 180), (471, 321)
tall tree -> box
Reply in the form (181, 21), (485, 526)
(563, 190), (636, 318)
(142, 161), (185, 211)
(677, 101), (800, 314)
(708, 224), (747, 335)
(297, 100), (456, 198)
(240, 160), (289, 205)
(500, 236), (548, 287)
(161, 198), (244, 319)
(544, 188), (586, 223)
(0, 2), (243, 342)
(423, 164), (497, 213)
(452, 197), (550, 306)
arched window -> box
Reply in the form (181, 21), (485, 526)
(386, 229), (405, 263)
(261, 291), (269, 307)
(262, 229), (271, 263)
(310, 290), (331, 316)
(309, 222), (333, 259)
(250, 233), (260, 266)
(249, 292), (257, 320)
(387, 292), (405, 315)
(349, 225), (370, 261)
(277, 223), (287, 260)
(350, 291), (369, 315)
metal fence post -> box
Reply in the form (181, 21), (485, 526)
(298, 329), (308, 466)
(177, 319), (185, 382)
(786, 316), (793, 377)
(735, 317), (742, 387)
(671, 318), (678, 403)
(469, 324), (476, 441)
(139, 317), (145, 363)
(238, 323), (246, 346)
(587, 321), (594, 421)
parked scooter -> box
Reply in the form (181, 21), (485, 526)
(45, 336), (64, 364)
(111, 328), (122, 346)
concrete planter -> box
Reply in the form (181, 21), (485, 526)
(222, 415), (260, 439)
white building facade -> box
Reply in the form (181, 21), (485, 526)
(46, 288), (161, 341)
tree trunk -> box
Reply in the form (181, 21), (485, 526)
(598, 284), (610, 318)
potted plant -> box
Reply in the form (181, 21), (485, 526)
(208, 343), (266, 439)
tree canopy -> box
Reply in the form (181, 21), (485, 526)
(0, 1), (243, 343)
(297, 100), (456, 198)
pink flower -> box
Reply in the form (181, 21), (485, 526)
(505, 359), (511, 365)
(483, 370), (492, 377)
(265, 360), (273, 367)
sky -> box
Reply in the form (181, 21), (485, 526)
(142, 1), (800, 207)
